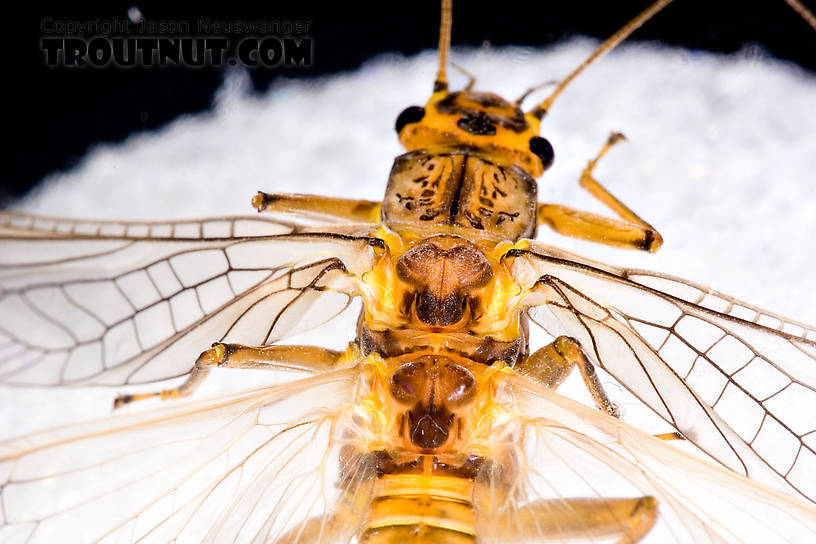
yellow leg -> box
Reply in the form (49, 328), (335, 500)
(517, 335), (620, 418)
(537, 133), (663, 252)
(654, 431), (684, 441)
(497, 496), (658, 543)
(253, 192), (381, 223)
(114, 342), (354, 409)
(113, 362), (212, 409)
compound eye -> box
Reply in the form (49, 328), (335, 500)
(395, 106), (426, 133)
(529, 136), (555, 171)
(390, 362), (427, 404)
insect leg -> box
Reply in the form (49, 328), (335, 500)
(113, 359), (212, 409)
(253, 192), (381, 223)
(537, 132), (663, 252)
(198, 342), (351, 372)
(497, 496), (658, 543)
(654, 431), (684, 441)
(516, 335), (620, 418)
(113, 342), (357, 408)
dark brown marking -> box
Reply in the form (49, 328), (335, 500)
(436, 91), (529, 133)
(357, 320), (525, 365)
(642, 229), (656, 251)
(382, 151), (536, 240)
(396, 238), (492, 297)
(457, 111), (497, 135)
(396, 237), (492, 326)
(463, 211), (484, 230)
(438, 362), (476, 407)
(390, 362), (427, 405)
(387, 356), (480, 450)
(417, 290), (465, 326)
(410, 404), (453, 448)
(356, 451), (486, 481)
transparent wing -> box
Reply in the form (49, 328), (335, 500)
(475, 372), (816, 543)
(0, 212), (379, 386)
(0, 368), (375, 544)
(528, 242), (816, 340)
(512, 246), (816, 504)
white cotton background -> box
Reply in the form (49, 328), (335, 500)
(3, 40), (816, 448)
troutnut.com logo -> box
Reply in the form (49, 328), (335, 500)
(40, 16), (314, 68)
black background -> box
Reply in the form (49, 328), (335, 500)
(7, 0), (815, 205)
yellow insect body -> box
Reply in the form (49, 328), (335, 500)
(397, 90), (546, 177)
(1, 1), (816, 543)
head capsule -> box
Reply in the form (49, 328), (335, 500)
(395, 90), (554, 178)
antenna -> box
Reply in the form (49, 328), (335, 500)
(514, 80), (558, 106)
(528, 0), (816, 120)
(435, 0), (453, 92)
(782, 0), (816, 31)
(528, 0), (674, 120)
(451, 62), (477, 91)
